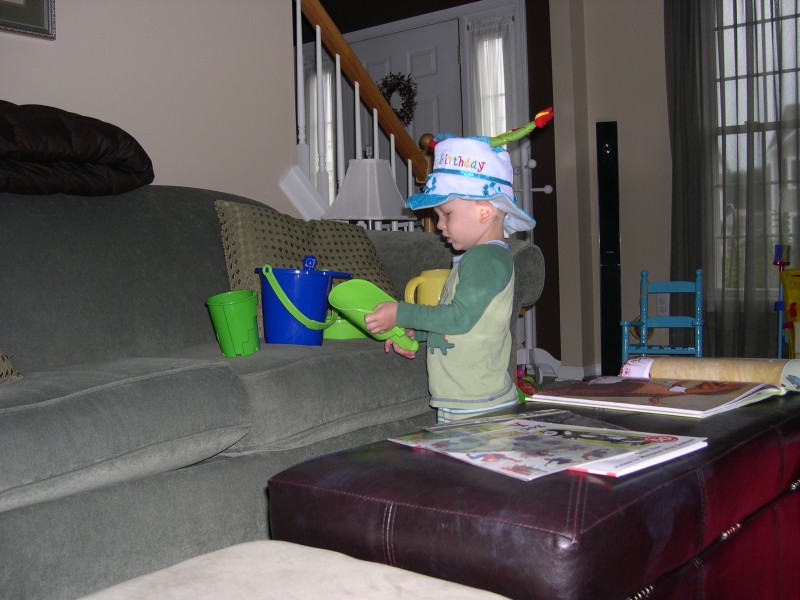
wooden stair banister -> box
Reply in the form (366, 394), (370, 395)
(300, 0), (429, 183)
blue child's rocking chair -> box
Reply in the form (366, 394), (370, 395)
(620, 269), (704, 363)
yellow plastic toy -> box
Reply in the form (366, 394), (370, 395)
(780, 269), (800, 358)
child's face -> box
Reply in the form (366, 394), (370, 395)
(434, 198), (487, 251)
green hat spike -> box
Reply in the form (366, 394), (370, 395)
(489, 107), (554, 148)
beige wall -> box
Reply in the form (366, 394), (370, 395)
(0, 0), (299, 215)
(551, 0), (672, 377)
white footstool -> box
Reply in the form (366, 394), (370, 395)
(80, 540), (508, 599)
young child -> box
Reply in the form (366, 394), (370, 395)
(365, 133), (537, 423)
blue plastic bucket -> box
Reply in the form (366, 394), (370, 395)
(256, 256), (351, 346)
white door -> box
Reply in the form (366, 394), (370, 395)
(343, 19), (463, 194)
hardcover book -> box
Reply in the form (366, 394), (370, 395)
(526, 356), (800, 419)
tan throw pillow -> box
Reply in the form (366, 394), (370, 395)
(215, 199), (312, 337)
(0, 349), (22, 382)
(310, 219), (398, 299)
(215, 199), (311, 285)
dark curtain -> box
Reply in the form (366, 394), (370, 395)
(665, 1), (799, 358)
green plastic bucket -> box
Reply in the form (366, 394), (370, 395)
(206, 289), (260, 357)
(323, 308), (368, 340)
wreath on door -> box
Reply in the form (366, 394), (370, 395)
(377, 73), (418, 126)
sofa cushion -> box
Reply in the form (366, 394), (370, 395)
(0, 349), (22, 382)
(228, 339), (433, 451)
(0, 187), (237, 373)
(0, 357), (250, 511)
(165, 340), (433, 452)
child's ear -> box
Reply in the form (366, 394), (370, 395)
(476, 200), (495, 223)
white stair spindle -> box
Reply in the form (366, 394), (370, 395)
(315, 25), (329, 202)
(354, 81), (361, 158)
(335, 54), (344, 191)
(372, 108), (379, 159)
(390, 134), (396, 177)
(407, 158), (413, 197)
(295, 0), (309, 177)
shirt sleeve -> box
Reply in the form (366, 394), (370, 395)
(396, 244), (513, 335)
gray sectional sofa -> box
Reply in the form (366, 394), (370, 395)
(0, 184), (545, 599)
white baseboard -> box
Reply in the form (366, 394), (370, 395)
(584, 363), (602, 377)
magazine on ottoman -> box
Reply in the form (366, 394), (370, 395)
(389, 411), (706, 481)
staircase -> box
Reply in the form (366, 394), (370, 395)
(283, 0), (432, 227)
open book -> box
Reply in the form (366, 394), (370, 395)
(527, 356), (800, 418)
(389, 412), (707, 481)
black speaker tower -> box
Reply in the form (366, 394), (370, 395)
(597, 122), (621, 375)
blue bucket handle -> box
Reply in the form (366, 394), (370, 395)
(261, 264), (329, 330)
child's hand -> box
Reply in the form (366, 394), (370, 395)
(364, 301), (398, 334)
(384, 329), (417, 359)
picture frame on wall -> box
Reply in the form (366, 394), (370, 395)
(0, 0), (55, 39)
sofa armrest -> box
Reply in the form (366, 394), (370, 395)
(507, 239), (545, 309)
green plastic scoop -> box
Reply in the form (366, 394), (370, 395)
(328, 279), (419, 352)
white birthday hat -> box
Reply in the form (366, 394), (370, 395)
(406, 108), (554, 234)
(405, 136), (535, 234)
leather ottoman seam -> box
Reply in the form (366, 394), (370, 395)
(695, 468), (709, 550)
(565, 476), (588, 536)
(777, 427), (787, 485)
(769, 501), (781, 593)
(382, 503), (397, 566)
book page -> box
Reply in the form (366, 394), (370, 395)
(619, 356), (655, 378)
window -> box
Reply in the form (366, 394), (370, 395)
(712, 1), (800, 297)
(466, 15), (514, 137)
(667, 0), (800, 356)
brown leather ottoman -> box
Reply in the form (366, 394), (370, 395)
(269, 398), (800, 599)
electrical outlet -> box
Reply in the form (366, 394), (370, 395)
(656, 294), (670, 316)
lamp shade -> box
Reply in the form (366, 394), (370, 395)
(324, 159), (415, 221)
